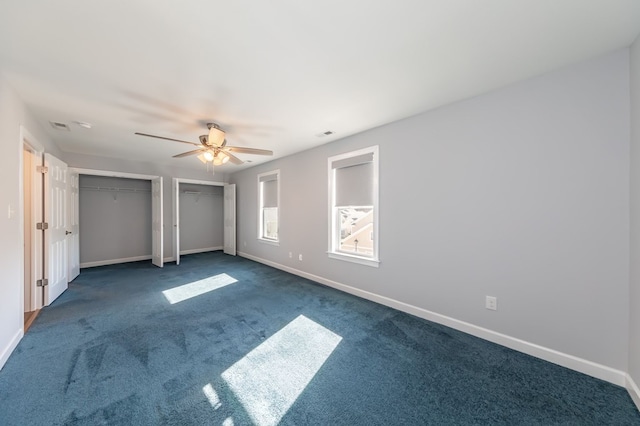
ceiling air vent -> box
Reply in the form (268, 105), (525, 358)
(316, 130), (335, 137)
(49, 121), (70, 131)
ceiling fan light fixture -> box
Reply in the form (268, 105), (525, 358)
(207, 123), (226, 147)
(213, 151), (230, 166)
(203, 151), (214, 162)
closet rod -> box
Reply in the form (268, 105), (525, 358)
(79, 186), (151, 193)
(181, 190), (220, 196)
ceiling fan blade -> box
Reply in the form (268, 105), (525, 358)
(225, 146), (273, 156)
(223, 150), (244, 165)
(135, 132), (200, 146)
(173, 149), (205, 158)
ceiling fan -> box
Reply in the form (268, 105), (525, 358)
(135, 122), (273, 167)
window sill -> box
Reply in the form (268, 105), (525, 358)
(328, 252), (379, 268)
(258, 238), (280, 247)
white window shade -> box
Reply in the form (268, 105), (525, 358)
(335, 162), (373, 206)
(262, 180), (278, 208)
(331, 152), (374, 170)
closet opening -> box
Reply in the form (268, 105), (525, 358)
(172, 178), (227, 265)
(73, 168), (163, 269)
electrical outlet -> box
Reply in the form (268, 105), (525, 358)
(486, 296), (497, 311)
(289, 252), (292, 258)
(298, 254), (303, 261)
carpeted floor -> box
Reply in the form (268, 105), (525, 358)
(0, 251), (638, 425)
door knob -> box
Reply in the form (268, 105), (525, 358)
(65, 231), (72, 235)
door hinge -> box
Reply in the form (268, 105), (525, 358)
(36, 222), (49, 230)
(36, 279), (49, 287)
(36, 166), (48, 174)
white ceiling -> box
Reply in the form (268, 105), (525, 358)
(1, 1), (639, 172)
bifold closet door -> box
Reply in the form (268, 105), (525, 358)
(224, 184), (236, 256)
(152, 176), (164, 268)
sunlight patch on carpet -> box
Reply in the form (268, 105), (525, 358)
(162, 273), (238, 304)
(221, 315), (342, 426)
(203, 383), (222, 410)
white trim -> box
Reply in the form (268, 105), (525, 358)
(257, 169), (280, 243)
(328, 146), (379, 265)
(80, 255), (152, 268)
(627, 374), (640, 411)
(173, 177), (226, 265)
(172, 177), (225, 186)
(19, 126), (45, 315)
(257, 238), (280, 246)
(0, 329), (23, 371)
(328, 252), (380, 268)
(179, 246), (223, 255)
(20, 125), (44, 152)
(70, 167), (159, 181)
(237, 251), (627, 387)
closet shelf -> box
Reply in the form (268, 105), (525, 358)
(80, 186), (151, 193)
(181, 190), (220, 196)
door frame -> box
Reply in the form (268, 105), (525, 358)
(71, 168), (163, 267)
(19, 125), (44, 314)
(172, 177), (225, 265)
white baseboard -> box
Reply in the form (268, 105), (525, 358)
(179, 246), (223, 255)
(238, 251), (627, 387)
(627, 374), (640, 411)
(0, 329), (23, 371)
(80, 255), (152, 269)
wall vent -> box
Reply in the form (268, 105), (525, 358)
(49, 121), (70, 131)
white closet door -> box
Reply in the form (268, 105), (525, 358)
(152, 176), (164, 267)
(44, 153), (68, 305)
(67, 170), (80, 282)
(224, 184), (236, 256)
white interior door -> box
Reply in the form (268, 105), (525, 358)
(152, 176), (164, 267)
(67, 170), (80, 281)
(173, 178), (180, 265)
(44, 153), (68, 305)
(224, 184), (236, 256)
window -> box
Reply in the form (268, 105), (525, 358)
(328, 146), (379, 267)
(258, 170), (279, 243)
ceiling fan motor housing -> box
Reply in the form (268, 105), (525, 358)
(206, 122), (226, 147)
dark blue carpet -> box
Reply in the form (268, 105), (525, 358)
(0, 252), (638, 425)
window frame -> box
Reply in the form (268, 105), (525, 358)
(257, 169), (280, 245)
(327, 146), (379, 267)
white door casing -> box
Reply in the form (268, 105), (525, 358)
(224, 184), (236, 256)
(173, 178), (180, 266)
(44, 153), (68, 305)
(67, 170), (80, 282)
(173, 178), (226, 264)
(152, 176), (164, 267)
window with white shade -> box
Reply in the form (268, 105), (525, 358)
(328, 146), (379, 267)
(258, 170), (279, 243)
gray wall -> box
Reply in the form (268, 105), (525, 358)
(0, 73), (63, 368)
(630, 35), (640, 390)
(230, 50), (631, 371)
(179, 183), (224, 252)
(64, 152), (227, 261)
(79, 175), (152, 264)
